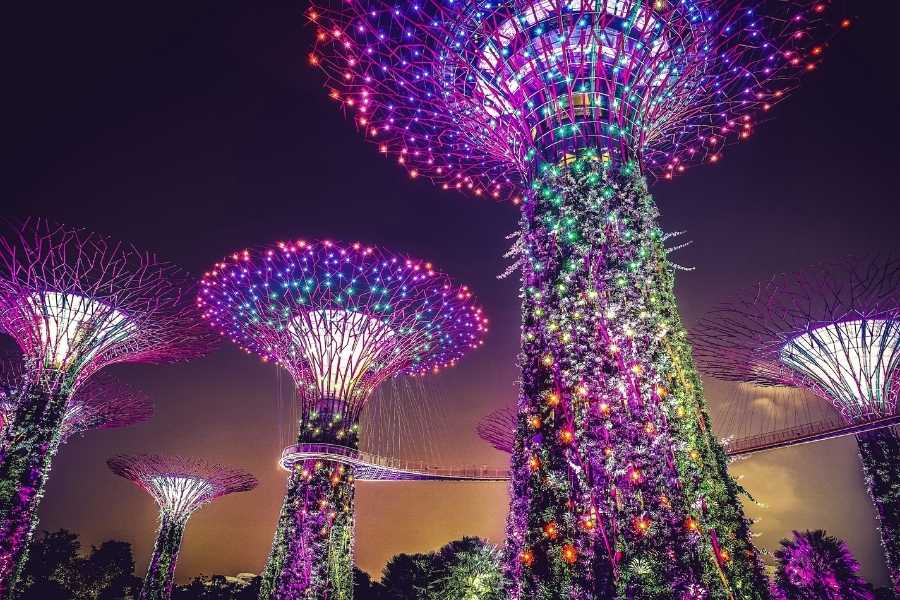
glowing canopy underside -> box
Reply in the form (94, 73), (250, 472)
(27, 292), (136, 372)
(782, 319), (900, 422)
(692, 257), (900, 425)
(309, 0), (837, 198)
(199, 240), (487, 414)
(107, 454), (257, 518)
(289, 309), (397, 401)
(148, 476), (215, 517)
(0, 220), (215, 393)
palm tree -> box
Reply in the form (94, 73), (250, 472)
(773, 530), (874, 600)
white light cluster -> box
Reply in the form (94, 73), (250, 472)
(28, 292), (136, 371)
(149, 475), (215, 517)
(781, 319), (900, 421)
(289, 309), (396, 400)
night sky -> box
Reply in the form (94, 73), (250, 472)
(4, 0), (899, 589)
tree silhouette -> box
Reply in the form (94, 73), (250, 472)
(16, 530), (140, 600)
(83, 541), (139, 600)
(17, 529), (80, 598)
(380, 553), (436, 600)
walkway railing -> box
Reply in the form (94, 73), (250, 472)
(280, 416), (900, 481)
(280, 443), (509, 481)
(725, 414), (900, 456)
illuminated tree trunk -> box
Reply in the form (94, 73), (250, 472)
(0, 386), (68, 599)
(141, 512), (187, 600)
(505, 159), (768, 600)
(856, 428), (900, 595)
(260, 450), (355, 600)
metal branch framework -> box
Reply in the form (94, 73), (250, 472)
(198, 239), (488, 433)
(198, 238), (486, 600)
(107, 454), (258, 518)
(0, 219), (215, 393)
(476, 406), (516, 453)
(692, 256), (900, 423)
(0, 219), (216, 599)
(692, 256), (900, 594)
(308, 0), (843, 199)
(0, 366), (152, 444)
(108, 454), (257, 600)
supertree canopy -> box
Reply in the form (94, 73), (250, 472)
(308, 0), (843, 196)
(0, 219), (213, 597)
(107, 454), (257, 600)
(692, 256), (900, 595)
(477, 406), (516, 454)
(0, 367), (153, 445)
(198, 239), (487, 600)
(306, 1), (845, 598)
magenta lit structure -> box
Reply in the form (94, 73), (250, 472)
(0, 219), (213, 597)
(107, 454), (257, 600)
(0, 366), (153, 446)
(305, 0), (845, 596)
(477, 406), (516, 454)
(693, 257), (900, 596)
(198, 239), (487, 599)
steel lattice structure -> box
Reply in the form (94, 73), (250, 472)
(0, 364), (153, 444)
(693, 256), (900, 595)
(198, 239), (487, 600)
(309, 0), (841, 198)
(692, 257), (900, 423)
(0, 219), (214, 598)
(0, 219), (212, 393)
(108, 454), (257, 600)
(477, 406), (516, 454)
(305, 1), (845, 597)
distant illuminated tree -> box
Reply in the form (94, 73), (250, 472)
(772, 530), (873, 600)
(198, 239), (487, 600)
(476, 407), (516, 454)
(107, 454), (257, 600)
(693, 257), (900, 595)
(0, 219), (212, 597)
(1, 364), (152, 447)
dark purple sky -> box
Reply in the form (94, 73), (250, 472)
(4, 0), (898, 588)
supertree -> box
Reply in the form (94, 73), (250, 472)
(692, 256), (900, 596)
(772, 530), (874, 600)
(0, 366), (153, 447)
(0, 219), (213, 596)
(476, 406), (516, 454)
(198, 239), (487, 600)
(107, 454), (257, 600)
(305, 0), (847, 596)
